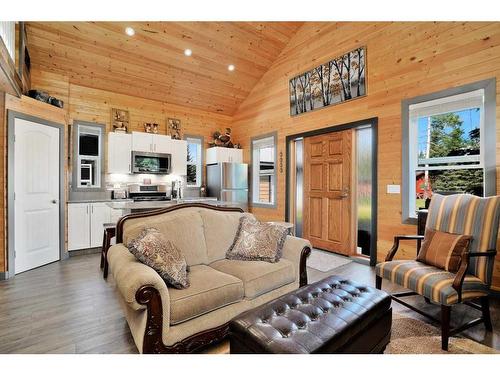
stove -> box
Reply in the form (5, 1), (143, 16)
(128, 183), (170, 202)
(132, 195), (171, 202)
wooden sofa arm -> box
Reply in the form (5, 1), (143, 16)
(385, 235), (425, 261)
(452, 249), (497, 303)
(281, 236), (312, 287)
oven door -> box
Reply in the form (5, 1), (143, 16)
(132, 152), (171, 174)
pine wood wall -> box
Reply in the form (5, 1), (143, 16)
(231, 22), (500, 290)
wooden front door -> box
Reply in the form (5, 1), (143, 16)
(303, 130), (353, 255)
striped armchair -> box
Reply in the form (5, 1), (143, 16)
(375, 193), (499, 350)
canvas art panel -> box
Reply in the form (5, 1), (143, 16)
(289, 47), (366, 116)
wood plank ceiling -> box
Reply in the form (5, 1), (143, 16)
(25, 22), (303, 115)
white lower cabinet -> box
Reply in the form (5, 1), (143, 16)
(68, 203), (91, 251)
(68, 202), (112, 250)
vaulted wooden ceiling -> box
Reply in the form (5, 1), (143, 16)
(25, 22), (303, 115)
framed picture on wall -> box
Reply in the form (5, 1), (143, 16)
(289, 46), (366, 116)
(167, 118), (181, 140)
(111, 108), (130, 132)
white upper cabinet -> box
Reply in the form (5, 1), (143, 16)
(153, 134), (173, 154)
(108, 132), (132, 174)
(206, 147), (243, 164)
(171, 139), (187, 176)
(131, 131), (154, 152)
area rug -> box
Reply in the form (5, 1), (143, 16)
(307, 248), (352, 272)
(204, 313), (498, 354)
(385, 313), (498, 354)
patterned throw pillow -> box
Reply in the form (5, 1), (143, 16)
(128, 228), (189, 289)
(416, 228), (472, 273)
(226, 214), (288, 263)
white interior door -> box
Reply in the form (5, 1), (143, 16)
(14, 118), (60, 274)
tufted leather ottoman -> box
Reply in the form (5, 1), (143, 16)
(229, 275), (392, 353)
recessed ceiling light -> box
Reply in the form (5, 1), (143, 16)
(125, 27), (135, 36)
(228, 64), (235, 72)
(184, 49), (192, 56)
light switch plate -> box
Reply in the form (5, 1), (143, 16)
(387, 184), (401, 194)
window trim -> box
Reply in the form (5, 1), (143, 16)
(250, 131), (278, 208)
(71, 120), (105, 192)
(184, 134), (204, 188)
(401, 78), (496, 224)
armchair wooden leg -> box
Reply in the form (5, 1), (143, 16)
(375, 275), (382, 290)
(441, 305), (451, 351)
(480, 296), (493, 331)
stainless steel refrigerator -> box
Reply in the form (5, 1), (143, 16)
(207, 163), (248, 209)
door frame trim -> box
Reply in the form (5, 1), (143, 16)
(6, 110), (67, 279)
(285, 117), (378, 266)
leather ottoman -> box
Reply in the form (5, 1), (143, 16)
(229, 275), (392, 353)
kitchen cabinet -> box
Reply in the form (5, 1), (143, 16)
(90, 203), (111, 248)
(108, 132), (132, 174)
(171, 139), (187, 176)
(206, 147), (243, 164)
(68, 203), (91, 251)
(132, 132), (173, 153)
(131, 132), (154, 152)
(154, 134), (174, 154)
(68, 202), (112, 250)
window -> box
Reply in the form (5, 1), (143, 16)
(402, 80), (496, 222)
(72, 122), (104, 190)
(251, 133), (277, 207)
(186, 136), (203, 187)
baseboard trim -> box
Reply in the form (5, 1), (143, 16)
(68, 247), (101, 257)
(0, 271), (10, 280)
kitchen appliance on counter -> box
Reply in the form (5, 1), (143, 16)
(111, 188), (128, 200)
(128, 183), (170, 201)
(207, 163), (248, 207)
(132, 151), (171, 174)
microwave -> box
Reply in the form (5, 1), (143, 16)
(132, 151), (171, 174)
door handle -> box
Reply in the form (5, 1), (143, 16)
(340, 187), (350, 198)
(51, 199), (58, 204)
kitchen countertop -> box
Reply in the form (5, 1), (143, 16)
(68, 199), (133, 204)
(105, 198), (246, 210)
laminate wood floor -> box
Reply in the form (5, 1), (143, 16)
(0, 253), (498, 353)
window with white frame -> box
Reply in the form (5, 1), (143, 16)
(186, 136), (203, 187)
(251, 134), (276, 206)
(407, 89), (486, 218)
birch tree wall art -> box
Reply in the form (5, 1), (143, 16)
(289, 47), (366, 116)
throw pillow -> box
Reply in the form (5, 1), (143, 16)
(128, 227), (189, 289)
(416, 228), (472, 273)
(226, 214), (288, 263)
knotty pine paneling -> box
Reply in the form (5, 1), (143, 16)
(231, 22), (500, 290)
(30, 69), (231, 151)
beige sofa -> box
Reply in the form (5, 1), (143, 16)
(107, 204), (311, 354)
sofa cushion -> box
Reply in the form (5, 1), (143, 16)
(226, 215), (288, 263)
(128, 228), (189, 289)
(199, 209), (244, 263)
(210, 258), (295, 299)
(122, 210), (209, 266)
(169, 265), (244, 325)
